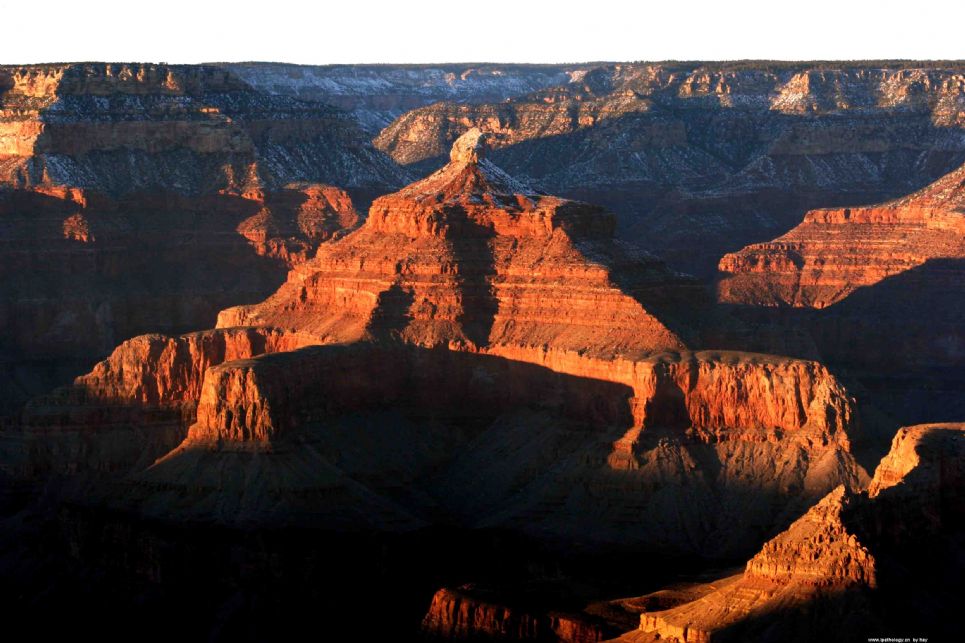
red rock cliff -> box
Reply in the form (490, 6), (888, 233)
(718, 162), (965, 309)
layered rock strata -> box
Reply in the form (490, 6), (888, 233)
(716, 162), (965, 424)
(0, 63), (407, 193)
(718, 162), (965, 308)
(12, 131), (868, 557)
(218, 128), (705, 356)
(374, 63), (965, 276)
(16, 327), (312, 475)
(422, 585), (611, 642)
(0, 183), (356, 412)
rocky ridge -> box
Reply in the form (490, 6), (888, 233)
(222, 62), (591, 133)
(718, 161), (965, 308)
(715, 161), (965, 424)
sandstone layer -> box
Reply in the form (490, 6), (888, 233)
(718, 161), (965, 308)
(0, 63), (407, 193)
(422, 585), (612, 642)
(217, 128), (706, 356)
(0, 183), (356, 413)
(16, 327), (312, 475)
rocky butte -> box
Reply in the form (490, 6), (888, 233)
(620, 423), (964, 643)
(13, 131), (869, 561)
(718, 161), (965, 308)
(0, 67), (962, 640)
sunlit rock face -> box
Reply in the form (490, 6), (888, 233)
(718, 162), (965, 309)
(716, 161), (965, 425)
(217, 128), (705, 357)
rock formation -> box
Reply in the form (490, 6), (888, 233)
(7, 132), (869, 560)
(373, 62), (965, 277)
(718, 162), (965, 308)
(0, 63), (387, 412)
(716, 162), (965, 425)
(422, 585), (612, 642)
(234, 183), (359, 265)
(2, 61), (962, 643)
(223, 62), (591, 133)
(0, 183), (357, 413)
(217, 128), (705, 356)
(624, 423), (964, 643)
(0, 63), (407, 193)
(15, 327), (313, 475)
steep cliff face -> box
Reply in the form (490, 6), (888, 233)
(4, 132), (867, 557)
(218, 129), (705, 356)
(0, 63), (385, 412)
(373, 62), (965, 276)
(0, 63), (408, 193)
(628, 423), (965, 643)
(145, 342), (861, 554)
(15, 327), (312, 475)
(421, 586), (611, 642)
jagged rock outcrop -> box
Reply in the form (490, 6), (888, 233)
(422, 586), (611, 642)
(0, 63), (390, 412)
(626, 423), (965, 642)
(235, 183), (358, 265)
(374, 62), (965, 276)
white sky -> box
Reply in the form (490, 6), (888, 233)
(0, 0), (962, 64)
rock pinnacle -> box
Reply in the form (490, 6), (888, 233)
(450, 128), (488, 164)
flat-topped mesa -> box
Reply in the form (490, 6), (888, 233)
(719, 162), (965, 308)
(219, 130), (703, 356)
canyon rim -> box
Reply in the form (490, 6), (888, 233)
(0, 37), (963, 643)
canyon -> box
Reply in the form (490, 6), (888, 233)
(0, 61), (962, 642)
